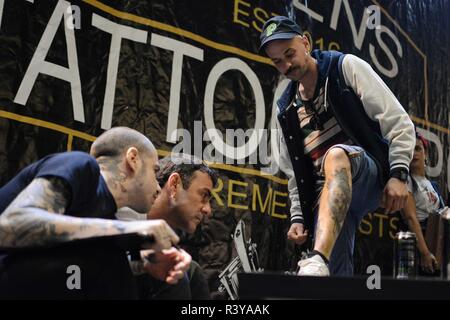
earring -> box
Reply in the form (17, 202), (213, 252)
(169, 194), (176, 207)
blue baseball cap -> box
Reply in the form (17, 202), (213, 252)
(259, 16), (303, 52)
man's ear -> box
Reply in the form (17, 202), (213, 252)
(167, 172), (182, 197)
(301, 34), (310, 52)
(125, 147), (140, 174)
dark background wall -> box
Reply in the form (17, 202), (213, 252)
(0, 0), (448, 296)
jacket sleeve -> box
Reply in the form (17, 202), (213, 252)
(341, 54), (415, 173)
(277, 117), (304, 225)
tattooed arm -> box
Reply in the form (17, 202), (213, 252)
(0, 177), (179, 250)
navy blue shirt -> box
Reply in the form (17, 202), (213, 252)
(0, 151), (117, 219)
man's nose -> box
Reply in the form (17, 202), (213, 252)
(202, 202), (212, 218)
(283, 61), (292, 74)
(155, 182), (161, 195)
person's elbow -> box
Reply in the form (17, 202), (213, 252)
(0, 209), (17, 247)
(0, 207), (37, 248)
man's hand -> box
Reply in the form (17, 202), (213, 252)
(287, 223), (308, 245)
(382, 178), (408, 214)
(141, 247), (192, 284)
(420, 251), (437, 274)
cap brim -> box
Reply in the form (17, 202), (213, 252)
(259, 32), (299, 52)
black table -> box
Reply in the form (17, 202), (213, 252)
(238, 272), (450, 300)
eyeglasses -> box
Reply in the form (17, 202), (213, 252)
(296, 98), (324, 131)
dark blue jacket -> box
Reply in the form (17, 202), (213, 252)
(277, 50), (390, 231)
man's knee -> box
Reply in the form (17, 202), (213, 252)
(324, 147), (350, 169)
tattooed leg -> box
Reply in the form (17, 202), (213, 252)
(314, 148), (352, 259)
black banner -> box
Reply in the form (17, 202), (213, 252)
(0, 0), (449, 296)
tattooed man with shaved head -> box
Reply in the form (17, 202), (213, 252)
(0, 127), (189, 299)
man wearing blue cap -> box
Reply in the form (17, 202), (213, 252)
(260, 16), (415, 276)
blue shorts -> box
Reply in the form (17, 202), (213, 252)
(318, 144), (383, 276)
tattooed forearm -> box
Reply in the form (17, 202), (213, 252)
(0, 207), (153, 248)
(0, 209), (72, 247)
(0, 176), (152, 248)
(326, 168), (351, 236)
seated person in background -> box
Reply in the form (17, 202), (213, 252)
(0, 127), (187, 299)
(400, 131), (445, 274)
(117, 153), (217, 299)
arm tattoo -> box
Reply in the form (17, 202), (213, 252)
(0, 177), (71, 247)
(0, 211), (72, 247)
(326, 168), (351, 236)
(0, 177), (148, 248)
(6, 177), (71, 215)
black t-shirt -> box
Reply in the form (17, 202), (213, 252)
(0, 151), (117, 218)
(0, 153), (127, 293)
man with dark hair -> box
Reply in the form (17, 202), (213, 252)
(118, 153), (217, 299)
(150, 154), (217, 233)
(0, 127), (188, 299)
(260, 16), (415, 276)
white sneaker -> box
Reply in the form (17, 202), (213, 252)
(297, 254), (330, 276)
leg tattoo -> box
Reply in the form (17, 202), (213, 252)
(326, 168), (351, 236)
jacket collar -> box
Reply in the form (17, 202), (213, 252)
(277, 50), (343, 113)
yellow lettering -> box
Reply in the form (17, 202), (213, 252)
(329, 41), (341, 50)
(389, 216), (399, 239)
(233, 0), (250, 28)
(358, 213), (373, 235)
(228, 179), (248, 210)
(252, 7), (269, 32)
(252, 183), (273, 213)
(271, 190), (288, 219)
(374, 213), (388, 238)
(211, 177), (224, 207)
(315, 37), (324, 50)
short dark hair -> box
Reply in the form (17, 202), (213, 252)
(157, 154), (218, 189)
